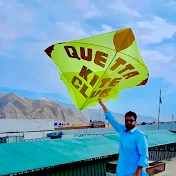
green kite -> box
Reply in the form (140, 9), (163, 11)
(45, 28), (149, 110)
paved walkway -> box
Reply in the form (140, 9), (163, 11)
(106, 157), (176, 176)
(163, 157), (176, 176)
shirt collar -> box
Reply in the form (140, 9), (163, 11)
(124, 127), (137, 133)
(130, 127), (137, 133)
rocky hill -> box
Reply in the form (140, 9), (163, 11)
(58, 101), (157, 124)
(0, 93), (88, 124)
(0, 92), (157, 124)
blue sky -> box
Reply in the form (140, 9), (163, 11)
(0, 0), (176, 121)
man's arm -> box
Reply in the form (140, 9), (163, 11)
(98, 98), (125, 134)
(98, 98), (108, 113)
(134, 166), (143, 176)
(134, 134), (149, 176)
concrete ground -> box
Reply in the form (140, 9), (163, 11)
(106, 157), (176, 176)
(163, 157), (176, 176)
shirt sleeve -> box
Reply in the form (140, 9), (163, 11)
(105, 111), (125, 134)
(137, 134), (149, 168)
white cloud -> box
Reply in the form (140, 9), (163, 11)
(142, 50), (173, 63)
(109, 0), (142, 18)
(0, 0), (176, 98)
(91, 24), (114, 35)
(127, 16), (176, 86)
(0, 22), (19, 49)
(54, 21), (89, 41)
(141, 49), (176, 85)
(128, 16), (176, 44)
(0, 0), (101, 50)
(0, 0), (4, 6)
(117, 6), (142, 18)
(68, 0), (102, 19)
(0, 3), (91, 94)
(157, 44), (176, 57)
(0, 0), (38, 50)
(101, 24), (114, 33)
(165, 0), (176, 6)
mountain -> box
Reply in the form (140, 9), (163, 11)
(0, 93), (88, 124)
(58, 101), (157, 124)
(0, 92), (157, 124)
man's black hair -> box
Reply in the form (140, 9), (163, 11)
(125, 111), (137, 121)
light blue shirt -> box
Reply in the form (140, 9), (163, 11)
(105, 111), (149, 176)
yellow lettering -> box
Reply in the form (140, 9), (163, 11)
(71, 76), (82, 89)
(118, 64), (134, 74)
(90, 74), (99, 87)
(99, 78), (111, 88)
(94, 51), (108, 68)
(64, 46), (80, 60)
(90, 90), (101, 98)
(123, 71), (139, 79)
(80, 84), (89, 98)
(71, 75), (89, 99)
(79, 66), (92, 81)
(110, 57), (126, 71)
(99, 88), (111, 97)
(80, 47), (92, 61)
(109, 78), (122, 87)
(64, 46), (109, 68)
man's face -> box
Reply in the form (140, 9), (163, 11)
(125, 116), (136, 131)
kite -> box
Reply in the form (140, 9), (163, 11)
(44, 28), (149, 110)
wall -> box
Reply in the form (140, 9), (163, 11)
(0, 119), (54, 133)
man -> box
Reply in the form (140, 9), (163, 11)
(98, 98), (149, 176)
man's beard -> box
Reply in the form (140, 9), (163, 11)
(125, 124), (135, 131)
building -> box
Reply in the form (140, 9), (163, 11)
(54, 121), (106, 130)
(0, 129), (176, 175)
(0, 119), (54, 143)
(0, 119), (54, 133)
